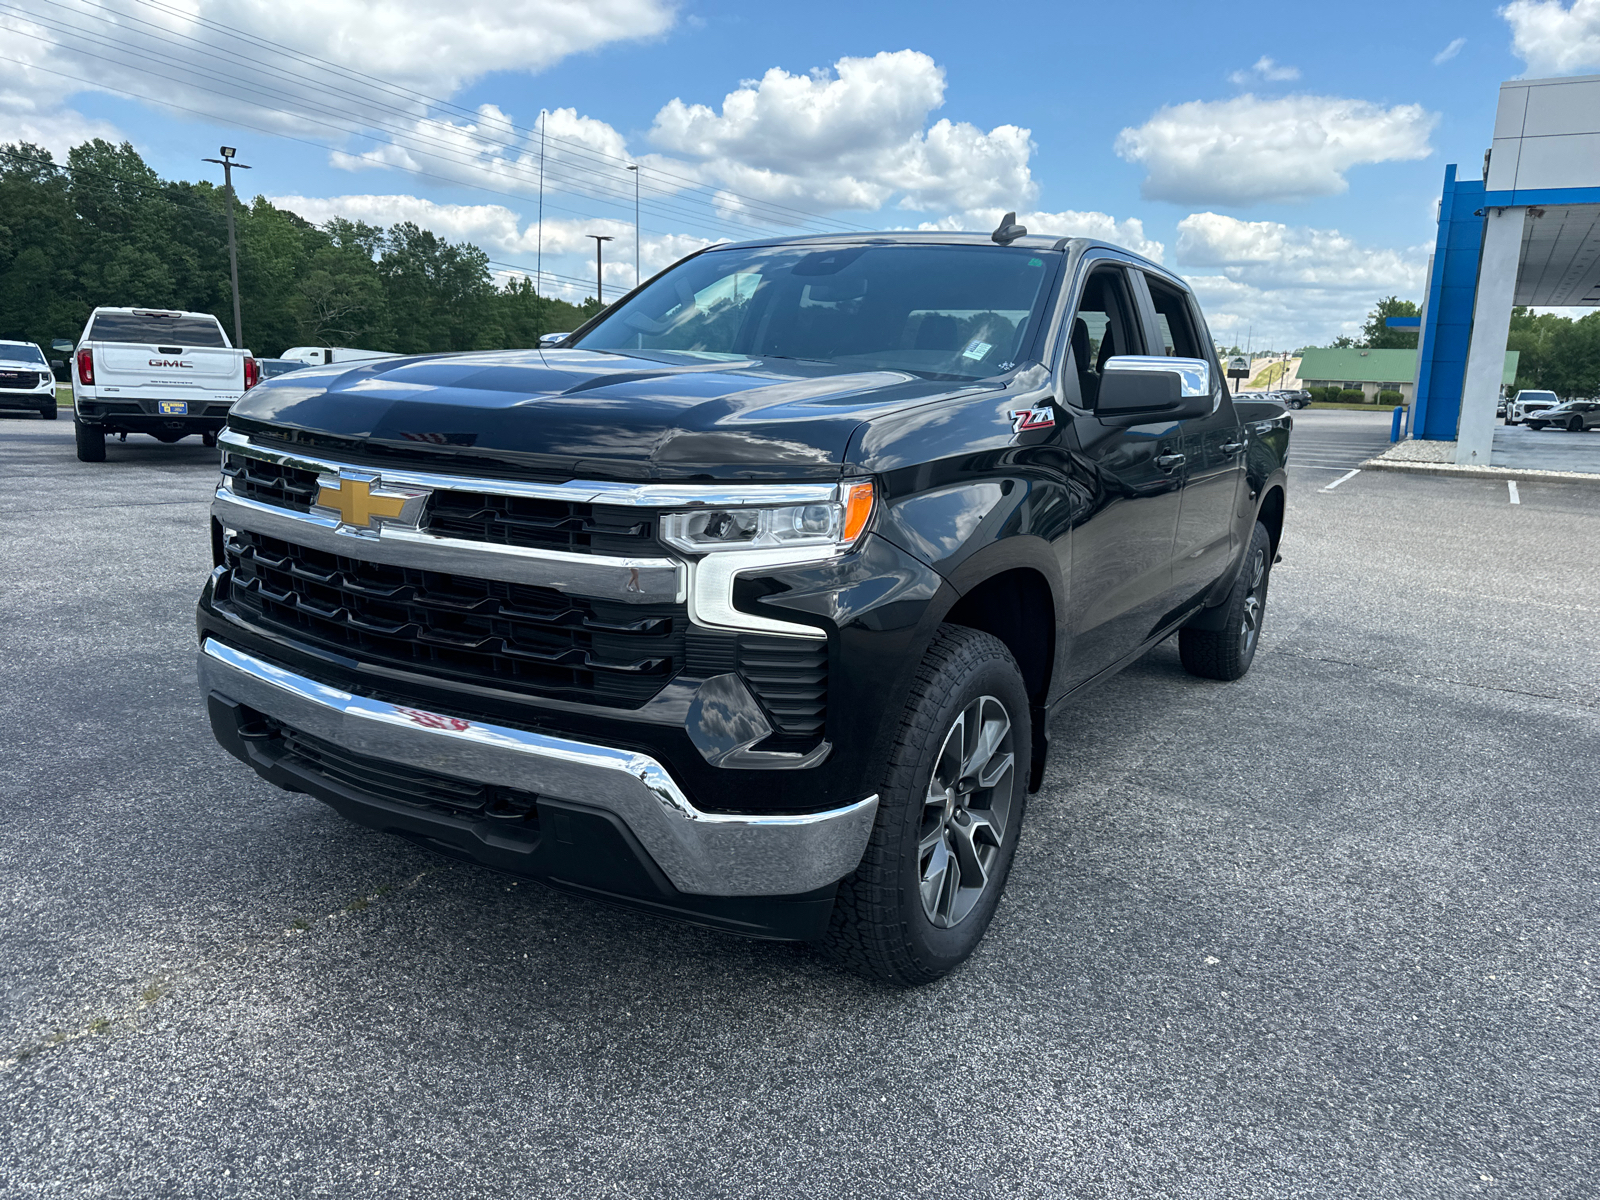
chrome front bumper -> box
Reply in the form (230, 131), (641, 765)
(198, 638), (876, 897)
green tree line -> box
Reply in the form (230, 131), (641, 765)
(1333, 296), (1600, 397)
(0, 139), (597, 359)
(1506, 307), (1600, 398)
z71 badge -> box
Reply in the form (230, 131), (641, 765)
(1008, 405), (1055, 434)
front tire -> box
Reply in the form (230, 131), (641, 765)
(1179, 521), (1272, 682)
(1569, 416), (1583, 433)
(1529, 421), (1547, 431)
(822, 625), (1030, 987)
(74, 418), (106, 462)
(40, 403), (57, 420)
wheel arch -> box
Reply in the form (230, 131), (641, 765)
(1256, 481), (1286, 554)
(929, 542), (1063, 794)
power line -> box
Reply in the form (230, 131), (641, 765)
(2, 9), (805, 243)
(16, 0), (871, 237)
(112, 0), (874, 232)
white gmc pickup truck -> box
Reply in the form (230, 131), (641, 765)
(71, 307), (257, 462)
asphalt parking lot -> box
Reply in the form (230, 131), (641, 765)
(2, 412), (1598, 1199)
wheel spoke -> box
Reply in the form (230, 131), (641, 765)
(962, 705), (1010, 782)
(975, 750), (1015, 792)
(919, 834), (951, 922)
(948, 819), (989, 891)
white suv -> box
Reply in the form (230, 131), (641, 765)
(1506, 389), (1560, 426)
(0, 339), (59, 420)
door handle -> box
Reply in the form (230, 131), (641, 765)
(1156, 452), (1186, 471)
(1220, 440), (1247, 454)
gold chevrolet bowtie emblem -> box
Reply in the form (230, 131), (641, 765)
(316, 475), (414, 529)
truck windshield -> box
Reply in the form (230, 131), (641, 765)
(0, 343), (46, 365)
(573, 243), (1060, 381)
(88, 312), (229, 347)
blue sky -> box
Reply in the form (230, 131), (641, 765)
(7, 0), (1599, 347)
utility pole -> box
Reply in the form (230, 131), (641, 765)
(586, 235), (614, 306)
(536, 111), (546, 295)
(202, 146), (251, 348)
(626, 164), (640, 286)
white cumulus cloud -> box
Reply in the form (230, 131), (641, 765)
(272, 193), (714, 299)
(1176, 212), (1428, 344)
(1117, 95), (1437, 206)
(918, 208), (1165, 262)
(1228, 56), (1301, 85)
(0, 0), (674, 147)
(1502, 0), (1600, 75)
(648, 51), (1037, 214)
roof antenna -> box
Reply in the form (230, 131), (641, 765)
(990, 211), (1028, 245)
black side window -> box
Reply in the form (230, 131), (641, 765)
(1145, 276), (1203, 359)
(1068, 266), (1142, 409)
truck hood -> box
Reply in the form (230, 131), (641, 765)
(228, 347), (988, 480)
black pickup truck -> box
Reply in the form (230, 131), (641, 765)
(196, 228), (1291, 985)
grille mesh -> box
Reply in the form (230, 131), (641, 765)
(277, 725), (538, 820)
(737, 635), (828, 749)
(224, 529), (684, 707)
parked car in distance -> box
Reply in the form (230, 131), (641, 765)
(1496, 395), (1508, 419)
(70, 307), (255, 461)
(1268, 389), (1310, 410)
(0, 339), (60, 419)
(1525, 400), (1600, 432)
(1507, 389), (1560, 425)
(255, 357), (311, 380)
(279, 345), (396, 367)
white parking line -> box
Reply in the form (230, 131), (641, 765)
(1508, 480), (1521, 505)
(1321, 469), (1361, 492)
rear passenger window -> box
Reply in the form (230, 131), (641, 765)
(1144, 277), (1202, 360)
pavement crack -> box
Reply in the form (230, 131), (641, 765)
(1270, 648), (1597, 709)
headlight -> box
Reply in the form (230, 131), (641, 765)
(660, 480), (875, 554)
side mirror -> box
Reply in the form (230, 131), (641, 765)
(1097, 356), (1214, 422)
(50, 359), (68, 381)
(51, 339), (74, 354)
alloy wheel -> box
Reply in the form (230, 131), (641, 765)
(1239, 547), (1267, 656)
(918, 695), (1016, 929)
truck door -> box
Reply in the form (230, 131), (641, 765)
(1059, 261), (1184, 688)
(1136, 272), (1246, 608)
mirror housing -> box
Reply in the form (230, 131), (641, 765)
(51, 338), (74, 353)
(1096, 356), (1214, 422)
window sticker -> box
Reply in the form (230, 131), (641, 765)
(962, 339), (992, 361)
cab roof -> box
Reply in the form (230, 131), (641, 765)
(703, 230), (1170, 284)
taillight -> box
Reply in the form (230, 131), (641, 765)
(244, 356), (260, 390)
(76, 347), (94, 386)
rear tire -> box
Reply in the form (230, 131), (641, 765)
(821, 625), (1031, 987)
(1179, 521), (1272, 682)
(74, 418), (106, 462)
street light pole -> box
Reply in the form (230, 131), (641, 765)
(626, 164), (640, 287)
(202, 146), (251, 348)
(586, 234), (614, 306)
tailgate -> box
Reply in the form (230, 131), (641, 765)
(94, 344), (245, 397)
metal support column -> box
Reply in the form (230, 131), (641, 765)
(1455, 206), (1525, 466)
